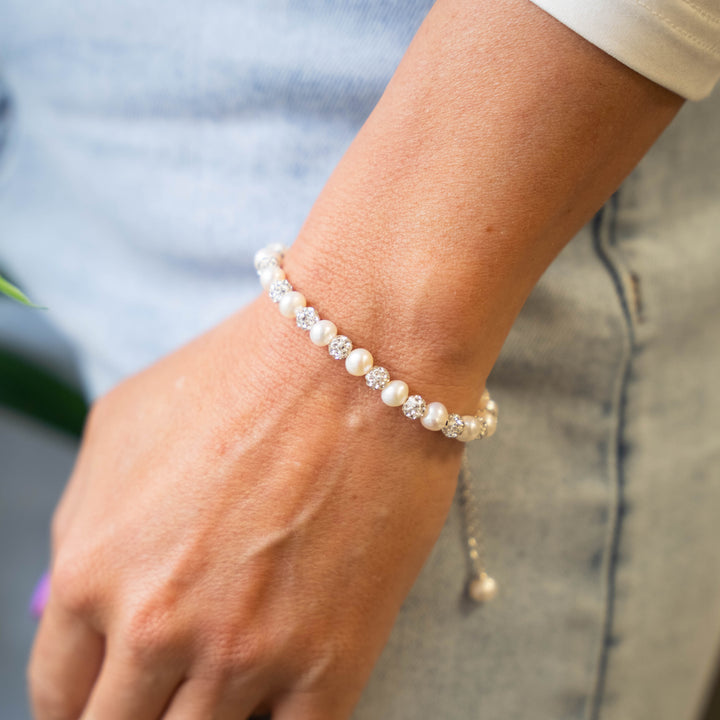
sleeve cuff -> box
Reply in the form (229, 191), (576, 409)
(528, 0), (720, 100)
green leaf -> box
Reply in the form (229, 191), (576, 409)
(0, 274), (45, 308)
(0, 347), (88, 437)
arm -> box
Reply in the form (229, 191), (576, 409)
(28, 1), (683, 719)
(286, 0), (682, 404)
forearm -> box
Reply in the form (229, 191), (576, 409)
(282, 0), (683, 413)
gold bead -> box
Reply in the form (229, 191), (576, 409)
(468, 573), (498, 603)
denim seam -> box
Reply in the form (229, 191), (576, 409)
(587, 191), (636, 720)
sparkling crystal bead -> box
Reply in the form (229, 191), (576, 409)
(402, 395), (427, 420)
(442, 413), (464, 438)
(328, 335), (352, 360)
(295, 306), (319, 330)
(256, 255), (279, 273)
(365, 366), (390, 390)
(475, 415), (489, 439)
(268, 279), (292, 302)
(253, 248), (280, 270)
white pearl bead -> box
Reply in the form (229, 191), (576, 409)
(468, 574), (498, 602)
(381, 380), (409, 407)
(309, 319), (337, 346)
(259, 265), (286, 289)
(484, 411), (498, 437)
(458, 415), (481, 442)
(345, 348), (374, 376)
(253, 248), (280, 270)
(485, 399), (498, 417)
(420, 402), (448, 431)
(265, 242), (287, 258)
(479, 388), (490, 410)
(278, 291), (306, 318)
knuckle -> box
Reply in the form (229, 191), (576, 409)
(123, 599), (182, 664)
(285, 623), (345, 690)
(225, 635), (267, 675)
(51, 550), (97, 616)
(202, 630), (268, 680)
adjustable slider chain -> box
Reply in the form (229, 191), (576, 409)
(458, 449), (498, 603)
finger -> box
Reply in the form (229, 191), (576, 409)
(78, 642), (185, 720)
(28, 596), (104, 720)
(272, 690), (355, 720)
(160, 676), (266, 720)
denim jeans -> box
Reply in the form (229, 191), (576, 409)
(1, 2), (719, 718)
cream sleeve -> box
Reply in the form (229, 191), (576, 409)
(528, 0), (720, 99)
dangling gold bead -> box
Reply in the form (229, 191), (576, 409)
(468, 572), (498, 603)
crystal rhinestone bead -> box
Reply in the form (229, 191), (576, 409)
(295, 306), (319, 330)
(268, 279), (292, 302)
(253, 248), (280, 270)
(442, 413), (465, 438)
(365, 366), (390, 390)
(475, 415), (489, 439)
(256, 255), (279, 273)
(402, 395), (427, 420)
(328, 335), (352, 360)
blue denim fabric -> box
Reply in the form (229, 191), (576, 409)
(1, 3), (720, 719)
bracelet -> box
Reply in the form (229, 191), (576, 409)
(256, 243), (499, 602)
(254, 244), (499, 443)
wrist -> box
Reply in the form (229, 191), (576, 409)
(281, 240), (542, 402)
(273, 239), (507, 419)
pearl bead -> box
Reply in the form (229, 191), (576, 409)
(479, 388), (490, 410)
(309, 319), (337, 346)
(278, 291), (306, 318)
(420, 402), (448, 431)
(484, 411), (498, 437)
(468, 573), (497, 602)
(259, 265), (285, 289)
(265, 242), (287, 258)
(485, 399), (498, 417)
(381, 380), (409, 407)
(345, 348), (374, 376)
(458, 415), (481, 442)
(253, 248), (280, 270)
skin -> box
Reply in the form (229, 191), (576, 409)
(28, 0), (684, 718)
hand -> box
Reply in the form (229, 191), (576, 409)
(28, 290), (466, 720)
(27, 0), (684, 713)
